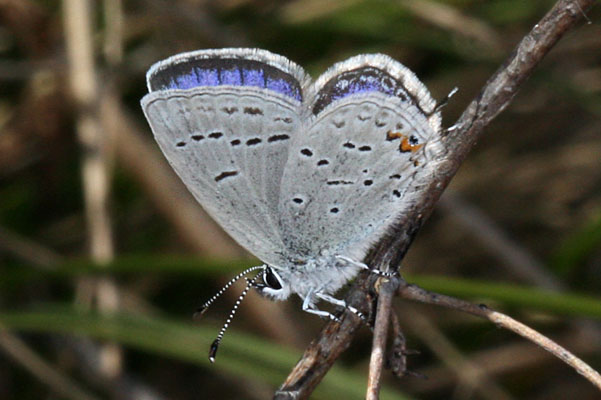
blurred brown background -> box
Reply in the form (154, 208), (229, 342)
(0, 0), (600, 399)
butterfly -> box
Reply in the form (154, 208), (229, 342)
(141, 48), (443, 361)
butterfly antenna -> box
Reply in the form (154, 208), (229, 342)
(194, 265), (265, 319)
(434, 87), (458, 113)
(209, 274), (258, 363)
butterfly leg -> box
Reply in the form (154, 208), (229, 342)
(335, 255), (398, 278)
(302, 290), (340, 322)
(314, 292), (369, 325)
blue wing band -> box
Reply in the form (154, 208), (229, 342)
(148, 57), (302, 102)
(312, 66), (413, 115)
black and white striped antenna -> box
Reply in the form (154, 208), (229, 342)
(208, 275), (258, 363)
(193, 265), (265, 319)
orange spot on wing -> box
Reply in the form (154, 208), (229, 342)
(400, 137), (423, 153)
(386, 131), (403, 141)
(386, 131), (423, 153)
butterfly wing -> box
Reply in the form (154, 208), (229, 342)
(142, 49), (309, 266)
(278, 54), (443, 262)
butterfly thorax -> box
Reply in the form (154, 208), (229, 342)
(265, 255), (362, 305)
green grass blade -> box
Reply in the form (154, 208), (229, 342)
(410, 274), (601, 319)
(0, 306), (410, 400)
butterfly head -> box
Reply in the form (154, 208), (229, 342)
(255, 266), (291, 301)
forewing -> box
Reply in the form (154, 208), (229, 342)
(142, 49), (308, 265)
(278, 54), (443, 261)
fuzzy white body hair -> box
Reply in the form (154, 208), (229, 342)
(264, 256), (362, 306)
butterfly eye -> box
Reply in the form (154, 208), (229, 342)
(263, 267), (283, 290)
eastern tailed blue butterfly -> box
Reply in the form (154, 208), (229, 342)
(141, 48), (443, 361)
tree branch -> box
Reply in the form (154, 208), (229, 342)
(396, 279), (601, 390)
(366, 276), (399, 400)
(275, 0), (597, 398)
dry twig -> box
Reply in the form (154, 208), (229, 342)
(397, 279), (601, 390)
(63, 0), (121, 379)
(411, 331), (600, 393)
(398, 310), (513, 400)
(366, 276), (399, 400)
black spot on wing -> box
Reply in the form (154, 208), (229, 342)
(222, 106), (238, 115)
(244, 107), (263, 115)
(215, 171), (238, 182)
(267, 134), (290, 142)
(327, 180), (353, 186)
